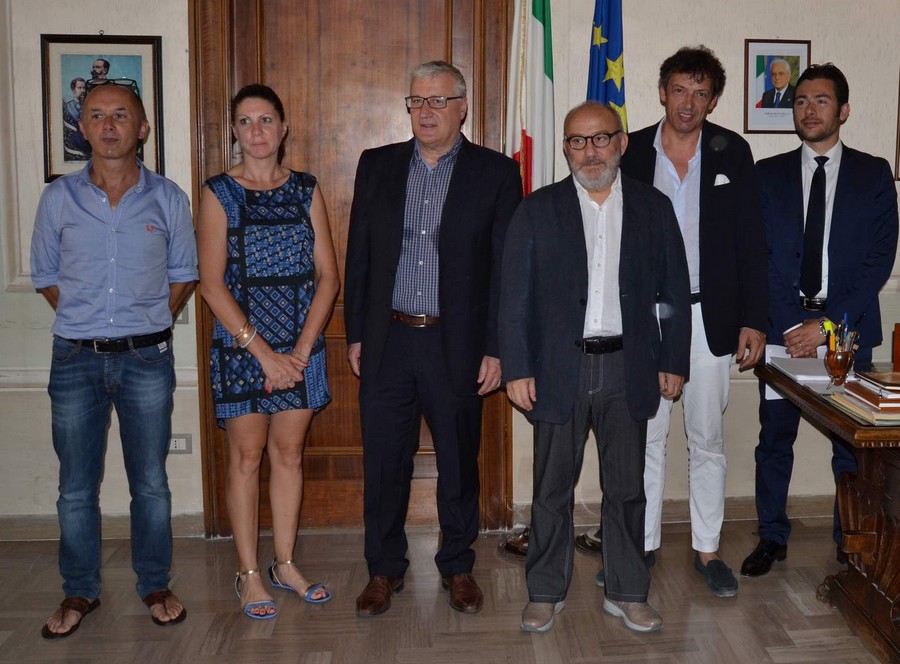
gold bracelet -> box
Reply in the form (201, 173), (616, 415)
(292, 350), (309, 362)
(231, 321), (254, 349)
(239, 328), (257, 349)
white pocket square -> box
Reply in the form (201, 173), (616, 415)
(714, 174), (730, 186)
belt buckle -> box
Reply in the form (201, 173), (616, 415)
(92, 339), (103, 352)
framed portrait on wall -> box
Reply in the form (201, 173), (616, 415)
(743, 39), (810, 134)
(40, 34), (163, 182)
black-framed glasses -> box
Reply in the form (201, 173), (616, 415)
(564, 131), (621, 150)
(405, 95), (464, 111)
(86, 77), (141, 96)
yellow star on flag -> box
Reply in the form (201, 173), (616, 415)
(603, 54), (625, 92)
(609, 102), (628, 132)
(592, 24), (608, 48)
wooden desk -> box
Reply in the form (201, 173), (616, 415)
(757, 364), (900, 664)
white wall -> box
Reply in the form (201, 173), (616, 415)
(0, 0), (202, 517)
(513, 0), (900, 511)
(1, 0), (898, 522)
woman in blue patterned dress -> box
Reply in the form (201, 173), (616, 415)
(198, 84), (339, 619)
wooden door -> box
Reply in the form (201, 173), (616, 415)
(190, 0), (514, 535)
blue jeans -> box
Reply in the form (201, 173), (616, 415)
(49, 335), (175, 600)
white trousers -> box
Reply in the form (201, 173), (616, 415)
(644, 302), (731, 553)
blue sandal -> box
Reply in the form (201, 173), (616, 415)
(268, 559), (332, 603)
(235, 569), (278, 619)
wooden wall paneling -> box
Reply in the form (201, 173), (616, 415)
(191, 0), (231, 538)
(191, 0), (515, 535)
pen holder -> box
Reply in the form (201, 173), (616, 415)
(824, 349), (855, 387)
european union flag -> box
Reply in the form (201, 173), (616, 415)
(587, 0), (627, 131)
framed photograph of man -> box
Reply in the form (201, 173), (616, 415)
(40, 34), (163, 182)
(743, 39), (810, 134)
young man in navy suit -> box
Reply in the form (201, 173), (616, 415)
(743, 63), (898, 576)
(617, 46), (767, 598)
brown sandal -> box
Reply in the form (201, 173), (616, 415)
(41, 596), (100, 639)
(143, 588), (187, 627)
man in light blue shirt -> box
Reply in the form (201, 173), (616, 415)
(31, 83), (197, 639)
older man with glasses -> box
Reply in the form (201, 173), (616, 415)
(500, 101), (691, 633)
(344, 60), (522, 618)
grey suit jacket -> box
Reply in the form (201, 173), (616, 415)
(499, 173), (692, 424)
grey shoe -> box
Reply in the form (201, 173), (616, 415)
(694, 554), (738, 598)
(602, 598), (663, 632)
(520, 600), (565, 633)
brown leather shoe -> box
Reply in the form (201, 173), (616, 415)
(355, 576), (404, 617)
(441, 573), (483, 614)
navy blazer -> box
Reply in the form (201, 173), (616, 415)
(344, 136), (522, 395)
(757, 145), (898, 350)
(621, 120), (768, 356)
(499, 174), (692, 424)
(760, 84), (795, 109)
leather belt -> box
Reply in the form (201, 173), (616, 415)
(581, 335), (624, 355)
(800, 297), (827, 312)
(391, 310), (440, 328)
(64, 328), (172, 353)
(657, 292), (701, 304)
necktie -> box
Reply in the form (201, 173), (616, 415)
(800, 156), (829, 298)
(774, 90), (782, 106)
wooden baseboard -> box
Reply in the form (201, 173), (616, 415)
(508, 494), (836, 530)
(1, 495), (836, 540)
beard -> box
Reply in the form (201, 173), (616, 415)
(570, 150), (621, 192)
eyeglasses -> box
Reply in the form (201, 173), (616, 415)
(86, 77), (141, 96)
(564, 131), (621, 150)
(404, 95), (464, 111)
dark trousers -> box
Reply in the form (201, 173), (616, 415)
(526, 350), (650, 603)
(360, 322), (483, 579)
(754, 349), (867, 545)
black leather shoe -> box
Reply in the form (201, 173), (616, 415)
(740, 539), (787, 577)
(836, 546), (848, 565)
(574, 528), (603, 557)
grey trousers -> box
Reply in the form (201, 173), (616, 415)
(526, 350), (650, 603)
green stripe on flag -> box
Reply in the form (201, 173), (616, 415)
(531, 0), (553, 81)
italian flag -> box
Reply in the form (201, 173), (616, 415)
(505, 0), (555, 195)
(754, 55), (766, 108)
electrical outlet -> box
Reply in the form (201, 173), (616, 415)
(169, 434), (192, 454)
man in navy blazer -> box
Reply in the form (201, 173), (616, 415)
(619, 46), (767, 598)
(345, 61), (522, 616)
(501, 102), (691, 634)
(742, 63), (898, 577)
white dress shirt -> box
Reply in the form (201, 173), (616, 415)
(575, 171), (623, 337)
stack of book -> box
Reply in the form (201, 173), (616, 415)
(830, 371), (900, 424)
